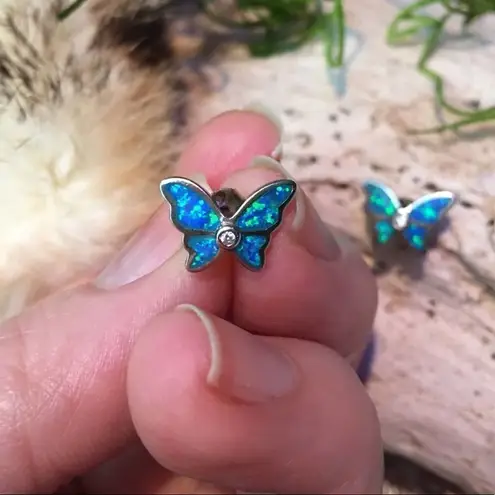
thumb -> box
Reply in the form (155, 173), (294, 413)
(0, 204), (229, 494)
(127, 306), (383, 494)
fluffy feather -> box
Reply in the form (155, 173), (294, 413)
(0, 0), (201, 320)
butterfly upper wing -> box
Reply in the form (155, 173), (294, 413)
(362, 180), (401, 245)
(160, 178), (222, 233)
(233, 179), (297, 233)
(160, 178), (222, 270)
(362, 180), (401, 219)
(406, 192), (456, 226)
(232, 179), (296, 270)
(402, 191), (456, 250)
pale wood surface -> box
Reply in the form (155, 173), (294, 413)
(196, 1), (495, 492)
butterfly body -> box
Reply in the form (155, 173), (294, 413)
(391, 209), (409, 231)
(160, 177), (296, 271)
(363, 180), (456, 251)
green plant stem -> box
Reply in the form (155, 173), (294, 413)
(410, 107), (495, 134)
(387, 0), (439, 44)
(387, 0), (495, 133)
(57, 0), (87, 21)
(322, 0), (345, 68)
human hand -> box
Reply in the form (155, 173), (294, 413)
(0, 108), (382, 494)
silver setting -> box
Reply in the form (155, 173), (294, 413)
(391, 209), (409, 231)
(216, 226), (240, 250)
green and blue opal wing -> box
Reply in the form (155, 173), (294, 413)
(160, 178), (221, 233)
(402, 224), (428, 250)
(233, 180), (296, 233)
(374, 219), (395, 245)
(363, 180), (401, 245)
(407, 192), (455, 226)
(402, 192), (455, 250)
(184, 235), (220, 271)
(363, 180), (401, 219)
(234, 235), (269, 271)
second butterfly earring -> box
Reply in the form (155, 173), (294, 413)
(362, 179), (456, 252)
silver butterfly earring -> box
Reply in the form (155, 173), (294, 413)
(362, 179), (456, 251)
(160, 177), (297, 272)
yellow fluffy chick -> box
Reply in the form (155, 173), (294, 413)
(0, 0), (205, 320)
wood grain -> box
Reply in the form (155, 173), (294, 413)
(196, 1), (495, 492)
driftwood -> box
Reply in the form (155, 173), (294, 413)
(196, 1), (495, 492)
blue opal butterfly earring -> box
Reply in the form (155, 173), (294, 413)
(160, 177), (297, 272)
(362, 179), (456, 251)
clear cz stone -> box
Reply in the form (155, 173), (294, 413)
(218, 229), (238, 248)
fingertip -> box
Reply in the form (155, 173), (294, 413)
(178, 110), (282, 189)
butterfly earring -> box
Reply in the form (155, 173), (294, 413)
(362, 179), (456, 251)
(160, 177), (297, 272)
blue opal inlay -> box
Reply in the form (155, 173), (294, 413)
(185, 235), (219, 270)
(235, 183), (295, 232)
(408, 196), (453, 225)
(162, 182), (221, 232)
(364, 182), (398, 217)
(235, 235), (268, 270)
(403, 224), (428, 250)
(374, 220), (395, 245)
(161, 178), (296, 270)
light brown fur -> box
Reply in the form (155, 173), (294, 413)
(0, 0), (200, 319)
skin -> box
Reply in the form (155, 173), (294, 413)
(0, 110), (382, 494)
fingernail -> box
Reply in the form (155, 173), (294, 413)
(243, 102), (284, 160)
(94, 173), (209, 290)
(176, 304), (298, 403)
(94, 214), (182, 290)
(249, 156), (342, 261)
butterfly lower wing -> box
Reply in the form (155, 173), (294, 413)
(362, 180), (401, 219)
(160, 178), (222, 234)
(233, 179), (296, 234)
(234, 235), (269, 271)
(403, 191), (456, 250)
(374, 219), (395, 245)
(402, 224), (429, 251)
(184, 235), (220, 271)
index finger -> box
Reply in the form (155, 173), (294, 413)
(222, 159), (377, 364)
